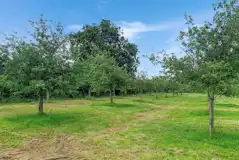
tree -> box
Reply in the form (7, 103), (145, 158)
(2, 16), (69, 113)
(69, 19), (139, 76)
(180, 0), (238, 135)
(149, 0), (238, 135)
(73, 55), (95, 98)
(81, 54), (130, 103)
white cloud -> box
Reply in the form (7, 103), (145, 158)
(118, 11), (213, 42)
(67, 24), (83, 32)
(67, 19), (182, 40)
(118, 20), (181, 41)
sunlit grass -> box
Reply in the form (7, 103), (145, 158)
(0, 93), (238, 159)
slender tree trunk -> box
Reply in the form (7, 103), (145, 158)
(0, 92), (2, 100)
(46, 90), (50, 101)
(208, 89), (210, 111)
(39, 91), (44, 114)
(88, 87), (91, 98)
(113, 88), (116, 97)
(109, 89), (113, 104)
(156, 94), (159, 99)
(209, 97), (214, 136)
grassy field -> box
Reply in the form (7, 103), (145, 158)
(0, 93), (238, 160)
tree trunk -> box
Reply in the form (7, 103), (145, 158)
(109, 89), (113, 104)
(209, 97), (214, 136)
(0, 92), (2, 100)
(46, 90), (50, 101)
(156, 94), (159, 99)
(39, 92), (44, 114)
(88, 87), (91, 98)
(113, 88), (116, 97)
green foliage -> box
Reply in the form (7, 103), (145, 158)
(180, 0), (238, 96)
(69, 19), (139, 76)
(149, 0), (238, 97)
(79, 54), (131, 103)
(0, 15), (71, 111)
(0, 15), (185, 102)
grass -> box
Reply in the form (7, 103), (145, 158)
(0, 93), (238, 159)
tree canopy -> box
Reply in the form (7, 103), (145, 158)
(69, 19), (139, 76)
(1, 16), (70, 113)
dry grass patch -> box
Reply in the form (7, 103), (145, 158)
(0, 135), (82, 160)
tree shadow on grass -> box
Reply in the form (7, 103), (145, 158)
(188, 110), (239, 117)
(102, 103), (138, 108)
(181, 126), (239, 150)
(208, 131), (239, 149)
(143, 120), (239, 151)
(216, 103), (239, 108)
(4, 112), (110, 132)
(175, 125), (239, 150)
(133, 99), (155, 104)
(5, 113), (78, 127)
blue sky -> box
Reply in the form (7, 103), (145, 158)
(0, 0), (217, 76)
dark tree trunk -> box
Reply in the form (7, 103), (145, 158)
(209, 97), (214, 135)
(88, 87), (91, 98)
(109, 89), (113, 104)
(208, 90), (210, 111)
(113, 88), (116, 97)
(39, 92), (44, 114)
(0, 92), (2, 100)
(155, 94), (159, 99)
(46, 90), (50, 101)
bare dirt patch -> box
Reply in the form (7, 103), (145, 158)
(135, 112), (168, 119)
(0, 135), (82, 160)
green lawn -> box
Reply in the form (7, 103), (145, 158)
(0, 93), (238, 159)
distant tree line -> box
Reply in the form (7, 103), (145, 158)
(0, 16), (191, 113)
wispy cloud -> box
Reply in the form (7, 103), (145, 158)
(66, 10), (213, 40)
(118, 20), (182, 41)
(119, 10), (214, 42)
(67, 24), (83, 32)
(67, 19), (181, 37)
